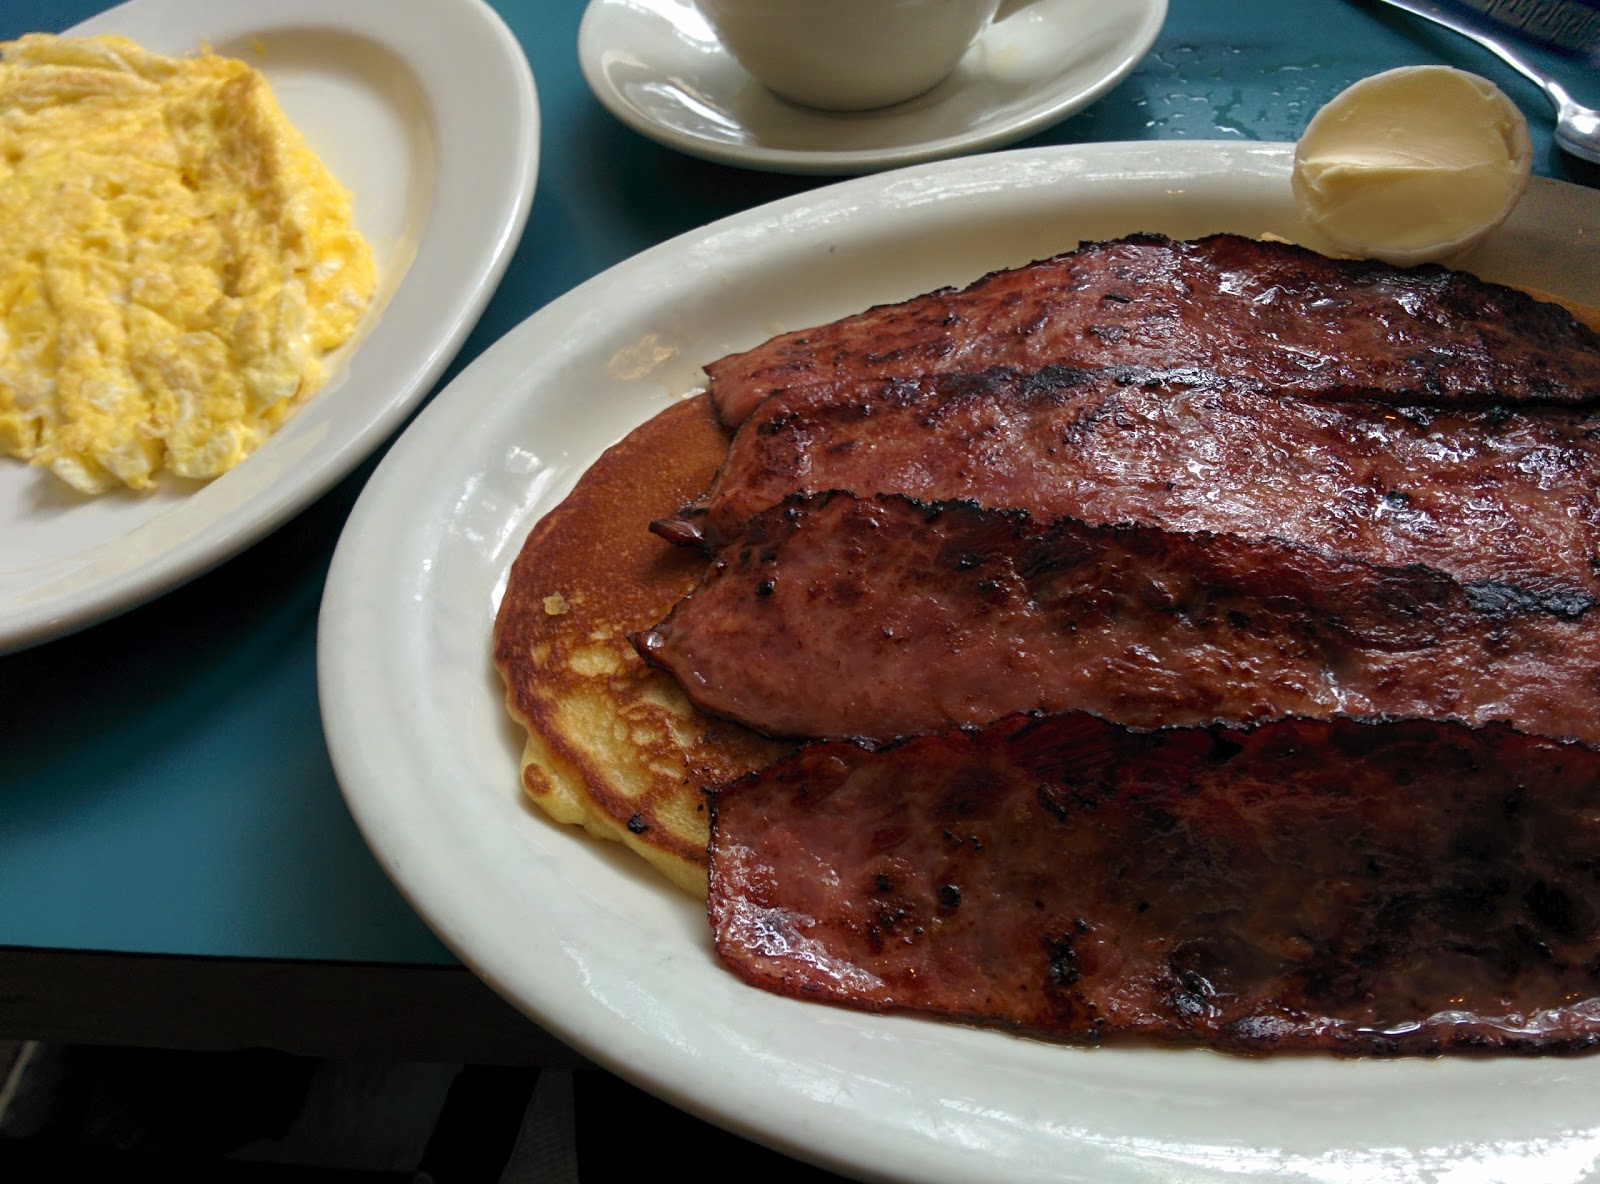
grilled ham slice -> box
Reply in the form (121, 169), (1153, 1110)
(710, 711), (1600, 1055)
(637, 492), (1600, 746)
(662, 368), (1600, 599)
(704, 233), (1600, 429)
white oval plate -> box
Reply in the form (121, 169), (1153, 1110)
(578, 0), (1166, 174)
(320, 142), (1600, 1184)
(0, 0), (538, 655)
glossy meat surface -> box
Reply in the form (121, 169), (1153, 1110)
(661, 367), (1600, 604)
(709, 712), (1600, 1054)
(705, 234), (1600, 429)
(637, 492), (1600, 745)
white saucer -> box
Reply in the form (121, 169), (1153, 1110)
(577, 0), (1167, 174)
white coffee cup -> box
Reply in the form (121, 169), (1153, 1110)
(695, 0), (1003, 112)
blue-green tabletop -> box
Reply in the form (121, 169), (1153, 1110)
(2, 0), (1595, 969)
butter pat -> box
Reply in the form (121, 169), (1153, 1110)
(1293, 66), (1531, 266)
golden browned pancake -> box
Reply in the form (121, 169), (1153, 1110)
(492, 395), (791, 897)
(1525, 289), (1600, 334)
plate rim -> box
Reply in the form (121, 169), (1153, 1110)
(0, 0), (540, 655)
(319, 140), (1600, 1184)
(577, 0), (1169, 175)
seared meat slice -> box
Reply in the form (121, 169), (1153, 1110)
(704, 233), (1600, 429)
(709, 711), (1600, 1055)
(659, 368), (1600, 601)
(636, 492), (1600, 746)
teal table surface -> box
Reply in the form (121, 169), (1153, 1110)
(2, 0), (1595, 972)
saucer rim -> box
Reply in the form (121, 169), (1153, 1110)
(576, 0), (1170, 174)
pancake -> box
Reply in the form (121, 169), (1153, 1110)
(492, 394), (790, 897)
(1522, 288), (1600, 333)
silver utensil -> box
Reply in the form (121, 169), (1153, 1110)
(1363, 0), (1600, 165)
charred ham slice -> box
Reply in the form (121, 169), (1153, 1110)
(704, 233), (1600, 430)
(657, 368), (1600, 607)
(635, 492), (1600, 746)
(709, 711), (1600, 1055)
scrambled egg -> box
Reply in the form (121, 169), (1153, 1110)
(0, 33), (375, 494)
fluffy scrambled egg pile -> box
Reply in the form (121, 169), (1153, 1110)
(0, 33), (375, 494)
